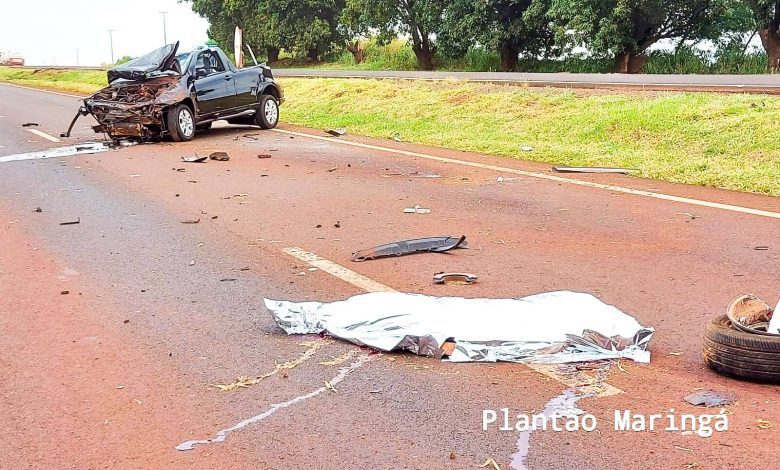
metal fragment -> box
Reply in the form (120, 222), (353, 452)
(352, 236), (468, 262)
(433, 272), (478, 285)
(684, 390), (737, 407)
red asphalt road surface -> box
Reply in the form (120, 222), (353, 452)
(0, 82), (779, 469)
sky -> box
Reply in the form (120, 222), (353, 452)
(1, 0), (210, 66)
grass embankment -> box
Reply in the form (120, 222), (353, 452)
(0, 67), (105, 94)
(2, 67), (778, 196)
(281, 79), (780, 196)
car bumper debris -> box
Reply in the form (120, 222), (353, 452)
(352, 235), (468, 262)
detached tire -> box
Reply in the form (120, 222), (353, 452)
(167, 104), (195, 142)
(703, 314), (780, 383)
(255, 95), (279, 129)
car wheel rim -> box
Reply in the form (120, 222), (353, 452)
(264, 100), (278, 124)
(179, 109), (194, 137)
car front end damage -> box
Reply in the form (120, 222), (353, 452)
(62, 76), (189, 141)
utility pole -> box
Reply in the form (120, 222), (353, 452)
(160, 11), (168, 45)
(107, 29), (115, 64)
(76, 48), (80, 67)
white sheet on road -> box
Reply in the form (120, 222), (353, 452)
(265, 291), (654, 363)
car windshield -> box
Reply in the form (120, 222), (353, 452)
(176, 52), (193, 70)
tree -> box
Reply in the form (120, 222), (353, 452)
(265, 0), (346, 60)
(440, 0), (556, 71)
(345, 0), (447, 70)
(740, 1), (780, 70)
(188, 0), (284, 63)
(549, 0), (724, 73)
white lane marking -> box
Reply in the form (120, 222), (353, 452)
(176, 354), (373, 451)
(25, 128), (62, 142)
(282, 247), (397, 293)
(0, 142), (108, 163)
(271, 128), (780, 220)
(281, 247), (622, 396)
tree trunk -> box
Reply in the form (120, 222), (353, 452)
(412, 43), (434, 70)
(499, 43), (520, 72)
(346, 41), (366, 64)
(307, 48), (319, 61)
(759, 23), (780, 73)
(614, 50), (649, 73)
(266, 47), (280, 64)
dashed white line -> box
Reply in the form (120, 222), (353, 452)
(25, 128), (62, 143)
(282, 247), (397, 293)
(271, 128), (780, 220)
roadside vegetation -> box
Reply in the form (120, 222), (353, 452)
(187, 0), (780, 73)
(2, 67), (778, 196)
(0, 67), (104, 94)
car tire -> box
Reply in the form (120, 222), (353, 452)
(255, 95), (279, 129)
(167, 104), (195, 142)
(703, 314), (780, 383)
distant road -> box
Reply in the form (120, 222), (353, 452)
(15, 65), (780, 93)
(274, 69), (780, 94)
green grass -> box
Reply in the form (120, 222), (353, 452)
(3, 66), (778, 196)
(280, 78), (780, 196)
(0, 67), (106, 94)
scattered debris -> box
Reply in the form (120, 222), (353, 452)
(211, 340), (331, 391)
(334, 221), (341, 228)
(22, 122), (39, 127)
(684, 390), (737, 407)
(209, 152), (230, 161)
(496, 176), (504, 183)
(725, 294), (774, 335)
(403, 205), (431, 214)
(59, 218), (80, 226)
(754, 246), (769, 251)
(61, 290), (70, 295)
(257, 154), (272, 159)
(480, 458), (502, 470)
(325, 128), (347, 137)
(182, 155), (207, 163)
(392, 132), (402, 142)
(33, 207), (42, 213)
(433, 272), (478, 285)
(265, 290), (654, 363)
(188, 260), (196, 266)
(757, 419), (774, 429)
(553, 166), (633, 174)
(327, 167), (338, 172)
(180, 219), (200, 224)
(352, 236), (468, 262)
(220, 278), (237, 282)
(520, 145), (534, 152)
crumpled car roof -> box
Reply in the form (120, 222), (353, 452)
(108, 42), (181, 84)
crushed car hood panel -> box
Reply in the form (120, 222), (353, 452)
(108, 42), (180, 84)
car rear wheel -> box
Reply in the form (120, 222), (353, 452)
(255, 95), (279, 129)
(167, 104), (195, 142)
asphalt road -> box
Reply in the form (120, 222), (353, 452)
(1, 82), (779, 469)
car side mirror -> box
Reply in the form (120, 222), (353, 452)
(195, 68), (209, 78)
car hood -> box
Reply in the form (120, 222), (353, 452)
(108, 42), (181, 84)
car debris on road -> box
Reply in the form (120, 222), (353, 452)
(433, 272), (478, 285)
(704, 294), (780, 383)
(59, 218), (81, 226)
(265, 290), (654, 363)
(182, 155), (207, 163)
(61, 42), (284, 142)
(209, 152), (230, 161)
(21, 122), (38, 127)
(325, 128), (347, 137)
(403, 205), (431, 214)
(352, 236), (468, 262)
(683, 390), (737, 407)
(553, 166), (635, 175)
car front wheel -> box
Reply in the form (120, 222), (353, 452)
(167, 104), (195, 141)
(255, 95), (279, 129)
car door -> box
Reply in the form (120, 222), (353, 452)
(191, 51), (236, 116)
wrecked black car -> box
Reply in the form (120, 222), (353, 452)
(63, 42), (284, 142)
